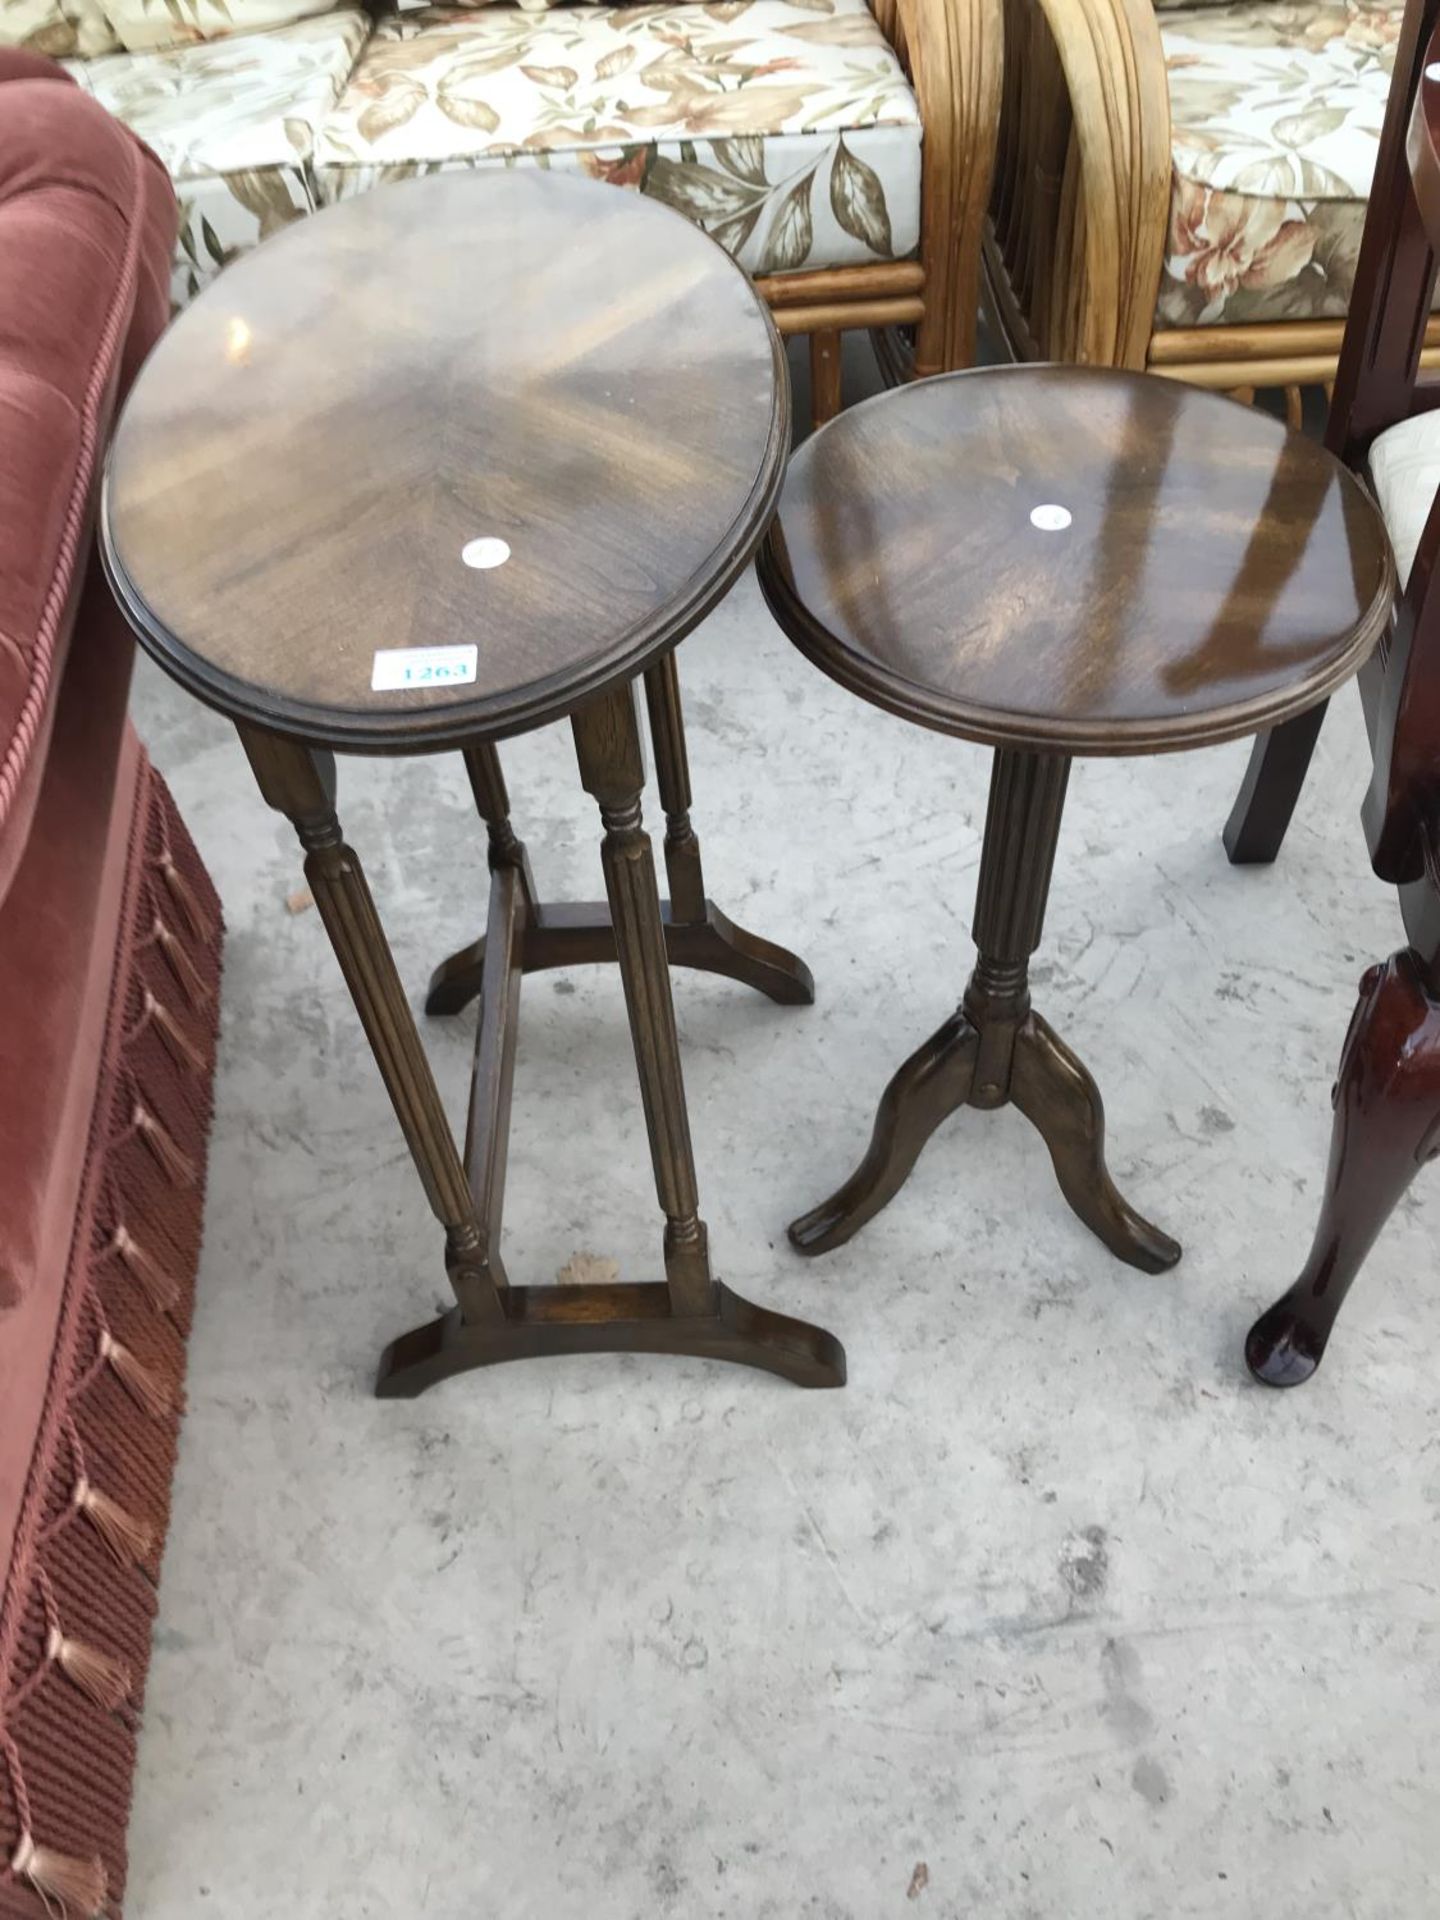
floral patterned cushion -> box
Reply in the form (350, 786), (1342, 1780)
(1156, 0), (1401, 329)
(104, 0), (342, 55)
(65, 9), (367, 303)
(0, 0), (57, 49)
(1, 0), (115, 56)
(312, 0), (921, 274)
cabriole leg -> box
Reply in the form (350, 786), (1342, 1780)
(1247, 949), (1440, 1386)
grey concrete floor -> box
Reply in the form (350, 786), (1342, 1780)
(125, 352), (1439, 1918)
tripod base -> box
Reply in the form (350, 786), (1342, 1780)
(790, 749), (1180, 1274)
(790, 1002), (1179, 1272)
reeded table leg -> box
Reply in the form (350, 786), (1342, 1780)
(559, 683), (842, 1383)
(578, 683), (714, 1318)
(236, 725), (501, 1332)
(791, 748), (1179, 1272)
(425, 651), (813, 1014)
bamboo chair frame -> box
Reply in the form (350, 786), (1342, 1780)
(766, 0), (1002, 419)
(982, 0), (1440, 399)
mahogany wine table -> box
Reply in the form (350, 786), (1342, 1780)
(759, 365), (1392, 1276)
(103, 171), (846, 1397)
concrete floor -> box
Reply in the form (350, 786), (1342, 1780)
(125, 353), (1440, 1918)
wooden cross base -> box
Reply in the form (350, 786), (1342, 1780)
(787, 749), (1182, 1276)
(426, 898), (814, 1016)
(788, 996), (1182, 1274)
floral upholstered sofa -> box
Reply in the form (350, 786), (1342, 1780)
(1, 0), (1004, 415)
(984, 0), (1409, 406)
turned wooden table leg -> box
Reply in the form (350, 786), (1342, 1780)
(642, 648), (814, 1003)
(1247, 948), (1440, 1386)
(643, 652), (705, 924)
(464, 741), (537, 906)
(573, 683), (714, 1318)
(425, 744), (536, 1015)
(974, 750), (1180, 1273)
(237, 724), (499, 1330)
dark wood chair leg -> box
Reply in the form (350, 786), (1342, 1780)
(1246, 948), (1440, 1386)
(1010, 1013), (1182, 1274)
(788, 1011), (979, 1254)
(1222, 704), (1328, 865)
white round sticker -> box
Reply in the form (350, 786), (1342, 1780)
(461, 537), (511, 570)
(1426, 60), (1440, 80)
(1029, 504), (1072, 532)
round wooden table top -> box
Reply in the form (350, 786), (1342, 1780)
(103, 171), (787, 750)
(758, 366), (1394, 756)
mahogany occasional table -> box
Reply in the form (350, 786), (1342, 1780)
(759, 366), (1392, 1274)
(102, 172), (845, 1396)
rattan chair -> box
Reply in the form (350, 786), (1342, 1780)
(983, 0), (1436, 414)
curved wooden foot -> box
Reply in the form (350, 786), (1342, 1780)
(789, 1011), (979, 1256)
(674, 902), (814, 1005)
(1011, 1013), (1181, 1274)
(426, 930), (486, 1015)
(1246, 950), (1440, 1387)
(376, 1278), (847, 1397)
(787, 749), (1181, 1275)
(1223, 706), (1327, 865)
(425, 899), (813, 1016)
(1244, 1298), (1327, 1389)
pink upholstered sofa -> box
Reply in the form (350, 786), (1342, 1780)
(0, 56), (223, 1918)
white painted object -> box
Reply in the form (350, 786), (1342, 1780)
(1029, 504), (1072, 532)
(461, 537), (512, 570)
(371, 644), (478, 692)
